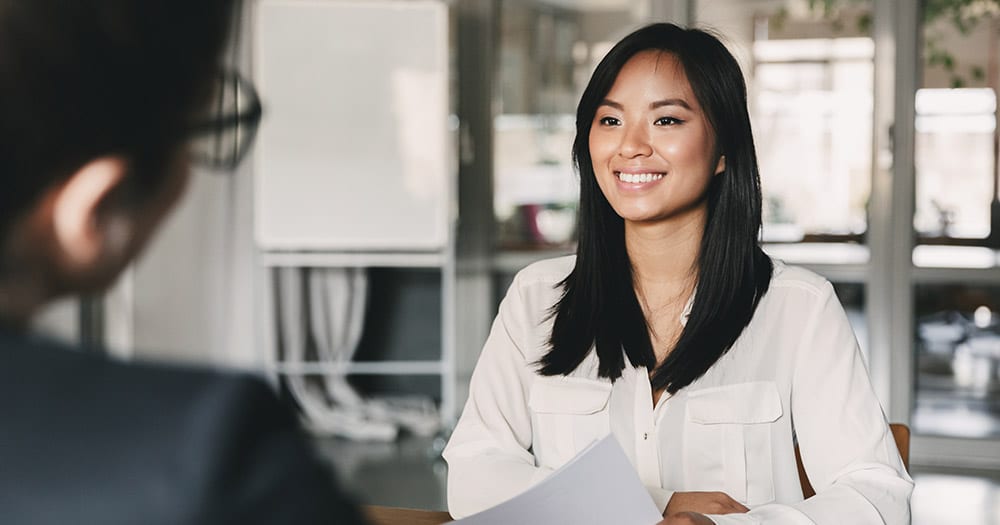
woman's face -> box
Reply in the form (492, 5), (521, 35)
(589, 50), (723, 227)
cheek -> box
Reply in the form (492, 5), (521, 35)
(591, 165), (613, 199)
(663, 138), (696, 161)
(588, 133), (616, 167)
(588, 134), (616, 195)
(664, 134), (716, 173)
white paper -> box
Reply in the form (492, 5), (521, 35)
(449, 435), (663, 525)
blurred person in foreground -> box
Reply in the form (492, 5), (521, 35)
(0, 1), (366, 523)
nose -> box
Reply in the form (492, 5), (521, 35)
(619, 123), (652, 158)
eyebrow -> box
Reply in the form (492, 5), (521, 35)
(650, 98), (692, 110)
(599, 98), (693, 110)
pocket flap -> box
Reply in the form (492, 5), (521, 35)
(528, 377), (613, 415)
(686, 381), (783, 424)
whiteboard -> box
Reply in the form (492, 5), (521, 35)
(254, 0), (450, 251)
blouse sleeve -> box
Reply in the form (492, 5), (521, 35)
(442, 272), (552, 519)
(706, 280), (913, 524)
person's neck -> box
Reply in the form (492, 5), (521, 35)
(626, 207), (705, 298)
(0, 277), (47, 331)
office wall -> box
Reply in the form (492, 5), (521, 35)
(127, 165), (259, 368)
(116, 3), (259, 369)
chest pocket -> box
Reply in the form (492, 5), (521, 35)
(528, 376), (612, 470)
(683, 381), (783, 506)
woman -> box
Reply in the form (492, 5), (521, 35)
(444, 23), (912, 524)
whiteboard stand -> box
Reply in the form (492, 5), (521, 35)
(252, 0), (457, 427)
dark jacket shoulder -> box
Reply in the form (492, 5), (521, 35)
(0, 331), (366, 525)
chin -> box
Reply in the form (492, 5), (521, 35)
(611, 205), (667, 223)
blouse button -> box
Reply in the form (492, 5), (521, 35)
(643, 432), (648, 440)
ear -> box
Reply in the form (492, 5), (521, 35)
(715, 154), (726, 176)
(50, 156), (132, 270)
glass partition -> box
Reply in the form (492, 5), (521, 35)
(914, 284), (1000, 438)
(915, 5), (1000, 247)
(493, 0), (649, 249)
(909, 2), (1000, 441)
(696, 0), (874, 246)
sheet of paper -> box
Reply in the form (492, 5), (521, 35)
(449, 435), (663, 525)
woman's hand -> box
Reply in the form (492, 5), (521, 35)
(656, 511), (716, 525)
(664, 491), (749, 516)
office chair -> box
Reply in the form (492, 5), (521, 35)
(796, 423), (911, 499)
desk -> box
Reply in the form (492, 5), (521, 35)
(364, 505), (453, 525)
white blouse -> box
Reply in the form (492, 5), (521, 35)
(443, 256), (912, 524)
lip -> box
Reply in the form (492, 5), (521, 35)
(613, 169), (666, 191)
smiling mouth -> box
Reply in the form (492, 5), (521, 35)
(615, 171), (665, 183)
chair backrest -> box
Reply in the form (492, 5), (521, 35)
(796, 423), (910, 499)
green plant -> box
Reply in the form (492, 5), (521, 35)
(806, 0), (1000, 87)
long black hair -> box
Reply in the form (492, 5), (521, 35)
(539, 23), (773, 394)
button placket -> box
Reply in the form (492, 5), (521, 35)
(634, 367), (662, 488)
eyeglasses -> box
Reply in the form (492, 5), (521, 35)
(187, 70), (263, 171)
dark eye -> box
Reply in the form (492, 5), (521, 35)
(655, 116), (683, 126)
(598, 116), (621, 126)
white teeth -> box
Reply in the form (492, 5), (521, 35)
(616, 172), (664, 183)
